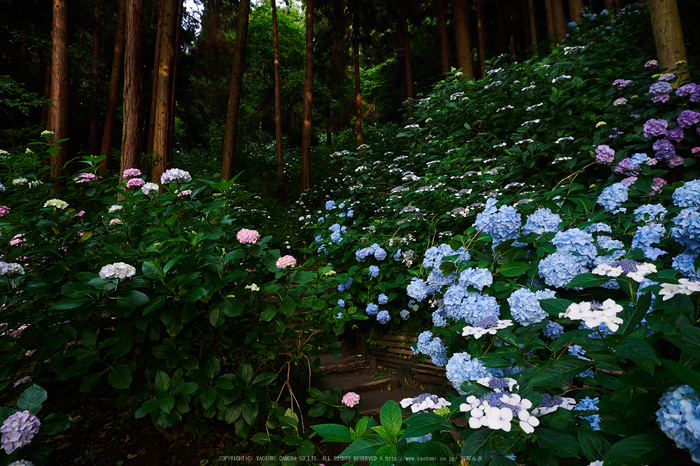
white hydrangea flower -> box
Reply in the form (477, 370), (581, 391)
(659, 279), (700, 301)
(108, 204), (123, 213)
(141, 182), (160, 195)
(43, 199), (69, 209)
(99, 262), (136, 279)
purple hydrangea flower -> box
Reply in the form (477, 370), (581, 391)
(643, 118), (668, 138)
(612, 79), (632, 89)
(1, 410), (41, 454)
(650, 82), (673, 103)
(594, 144), (615, 163)
(678, 110), (700, 129)
(653, 139), (676, 161)
(666, 127), (684, 143)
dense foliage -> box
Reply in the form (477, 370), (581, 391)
(3, 4), (700, 466)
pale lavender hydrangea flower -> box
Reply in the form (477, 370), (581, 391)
(1, 410), (41, 454)
(99, 262), (136, 279)
(160, 168), (191, 184)
(594, 144), (615, 163)
(678, 110), (700, 129)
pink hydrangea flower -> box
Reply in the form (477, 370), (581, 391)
(341, 392), (361, 408)
(0, 206), (9, 217)
(9, 234), (25, 246)
(276, 255), (297, 269)
(692, 147), (700, 154)
(109, 218), (123, 225)
(126, 178), (145, 189)
(75, 210), (86, 217)
(237, 228), (261, 244)
(177, 189), (192, 197)
(122, 168), (142, 179)
(13, 376), (31, 388)
(74, 172), (97, 184)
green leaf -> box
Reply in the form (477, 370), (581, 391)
(461, 430), (492, 466)
(403, 441), (455, 465)
(108, 365), (133, 389)
(379, 400), (402, 437)
(489, 458), (518, 466)
(529, 358), (594, 387)
(539, 298), (574, 316)
(665, 325), (700, 359)
(373, 443), (398, 466)
(143, 295), (167, 316)
(241, 400), (258, 425)
(251, 372), (277, 387)
(498, 262), (530, 277)
(618, 292), (652, 335)
(565, 273), (610, 288)
(53, 298), (89, 310)
(337, 434), (388, 459)
(536, 428), (578, 457)
(577, 428), (610, 461)
(603, 432), (669, 466)
(175, 382), (198, 396)
(159, 396), (176, 414)
(312, 424), (353, 443)
(308, 403), (327, 417)
(80, 372), (103, 392)
(201, 386), (217, 409)
(239, 364), (254, 385)
(661, 358), (700, 393)
(260, 307), (276, 321)
(155, 371), (170, 393)
(17, 385), (48, 414)
(82, 328), (97, 347)
(115, 290), (150, 308)
(221, 297), (244, 317)
(40, 413), (72, 435)
(400, 412), (452, 441)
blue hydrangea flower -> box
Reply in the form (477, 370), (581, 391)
(366, 303), (379, 316)
(314, 235), (323, 243)
(406, 433), (432, 443)
(414, 331), (447, 366)
(373, 245), (387, 261)
(538, 252), (588, 288)
(443, 284), (467, 306)
(330, 231), (342, 243)
(325, 200), (335, 210)
(574, 396), (601, 431)
(338, 202), (345, 209)
(597, 182), (629, 214)
(446, 292), (500, 325)
(368, 265), (380, 278)
(632, 223), (666, 260)
(657, 385), (700, 462)
(634, 204), (667, 223)
(347, 209), (354, 217)
(671, 208), (700, 254)
(673, 179), (700, 208)
(543, 321), (564, 338)
(446, 352), (494, 394)
(337, 299), (345, 308)
(394, 249), (403, 261)
(553, 228), (597, 265)
(522, 208), (562, 236)
(329, 223), (341, 233)
(377, 310), (390, 324)
(400, 309), (410, 320)
(432, 308), (447, 327)
(337, 278), (353, 292)
(423, 244), (469, 269)
(356, 247), (373, 262)
(507, 288), (556, 326)
(407, 278), (428, 302)
(596, 235), (625, 252)
(458, 267), (493, 291)
(475, 198), (522, 247)
(378, 293), (389, 305)
(427, 268), (454, 291)
(630, 152), (651, 165)
(672, 251), (699, 280)
(584, 223), (612, 234)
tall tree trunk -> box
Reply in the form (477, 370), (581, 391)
(397, 0), (414, 99)
(475, 0), (486, 77)
(146, 0), (165, 155)
(221, 0), (250, 181)
(300, 0), (314, 192)
(528, 0), (538, 47)
(551, 0), (567, 42)
(648, 0), (688, 81)
(121, 0), (144, 180)
(166, 0), (183, 167)
(152, 0), (178, 183)
(544, 0), (554, 42)
(568, 0), (583, 22)
(452, 0), (474, 78)
(88, 0), (101, 156)
(272, 0), (285, 203)
(99, 0), (126, 174)
(48, 0), (69, 181)
(603, 0), (614, 10)
(437, 0), (450, 74)
(353, 8), (363, 145)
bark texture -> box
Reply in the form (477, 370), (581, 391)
(48, 0), (69, 181)
(551, 0), (567, 42)
(353, 8), (363, 145)
(221, 0), (251, 181)
(121, 0), (144, 180)
(452, 0), (474, 78)
(648, 0), (688, 81)
(437, 0), (450, 74)
(300, 0), (314, 192)
(568, 0), (583, 23)
(88, 0), (101, 156)
(272, 0), (285, 202)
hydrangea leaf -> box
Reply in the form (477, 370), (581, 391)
(577, 428), (610, 462)
(115, 290), (149, 308)
(603, 432), (668, 466)
(460, 429), (493, 466)
(337, 433), (388, 460)
(379, 400), (402, 437)
(498, 262), (530, 277)
(17, 384), (48, 414)
(529, 358), (594, 387)
(400, 412), (453, 441)
(660, 358), (700, 393)
(107, 365), (132, 389)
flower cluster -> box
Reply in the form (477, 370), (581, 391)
(400, 393), (450, 413)
(461, 316), (512, 339)
(341, 392), (360, 408)
(1, 410), (41, 454)
(74, 172), (97, 184)
(356, 243), (386, 262)
(597, 182), (628, 214)
(141, 182), (160, 195)
(413, 331), (447, 367)
(594, 144), (615, 163)
(659, 279), (700, 301)
(459, 378), (540, 433)
(657, 385), (700, 462)
(522, 208), (561, 236)
(276, 255), (297, 269)
(475, 198), (521, 247)
(43, 199), (68, 210)
(122, 168), (141, 178)
(507, 288), (556, 326)
(237, 228), (260, 244)
(0, 262), (25, 276)
(160, 168), (191, 184)
(98, 262), (136, 279)
(559, 299), (624, 332)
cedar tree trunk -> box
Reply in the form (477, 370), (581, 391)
(48, 0), (69, 181)
(88, 0), (101, 156)
(452, 0), (474, 78)
(437, 0), (450, 74)
(300, 0), (314, 191)
(648, 0), (688, 80)
(121, 0), (144, 180)
(272, 0), (285, 202)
